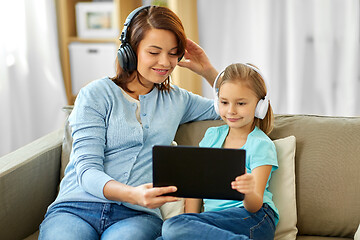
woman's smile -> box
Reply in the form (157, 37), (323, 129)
(152, 68), (170, 76)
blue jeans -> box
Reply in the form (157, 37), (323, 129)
(39, 201), (163, 240)
(159, 204), (276, 240)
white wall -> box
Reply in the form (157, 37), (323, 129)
(198, 0), (360, 116)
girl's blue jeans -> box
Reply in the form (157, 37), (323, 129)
(39, 201), (163, 240)
(159, 204), (276, 240)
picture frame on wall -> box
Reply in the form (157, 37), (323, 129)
(75, 2), (119, 38)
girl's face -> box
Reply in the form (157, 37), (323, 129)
(136, 28), (179, 88)
(218, 80), (259, 132)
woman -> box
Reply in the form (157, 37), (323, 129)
(39, 5), (219, 240)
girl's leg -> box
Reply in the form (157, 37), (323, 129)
(161, 204), (275, 240)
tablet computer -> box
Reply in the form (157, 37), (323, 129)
(152, 145), (246, 200)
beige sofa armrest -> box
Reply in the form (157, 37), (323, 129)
(0, 129), (64, 240)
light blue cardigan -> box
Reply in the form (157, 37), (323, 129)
(51, 77), (218, 218)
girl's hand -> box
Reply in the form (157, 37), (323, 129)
(231, 173), (255, 195)
(177, 39), (218, 84)
(131, 183), (179, 209)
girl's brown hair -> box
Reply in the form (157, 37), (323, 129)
(111, 6), (186, 92)
(219, 63), (274, 134)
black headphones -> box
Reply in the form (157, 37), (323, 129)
(117, 5), (184, 72)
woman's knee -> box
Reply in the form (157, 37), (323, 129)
(39, 212), (98, 240)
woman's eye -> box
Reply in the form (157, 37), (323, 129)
(220, 101), (228, 105)
(237, 102), (246, 106)
(149, 52), (159, 55)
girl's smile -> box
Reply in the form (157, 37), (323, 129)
(226, 117), (242, 122)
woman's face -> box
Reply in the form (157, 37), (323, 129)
(136, 28), (179, 87)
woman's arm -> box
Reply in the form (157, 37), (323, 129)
(231, 165), (272, 213)
(177, 39), (218, 86)
(185, 198), (203, 213)
(104, 180), (179, 209)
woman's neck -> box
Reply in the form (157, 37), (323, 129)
(125, 77), (154, 100)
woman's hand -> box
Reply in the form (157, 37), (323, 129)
(177, 39), (218, 85)
(231, 173), (255, 195)
(130, 183), (179, 209)
(104, 180), (178, 209)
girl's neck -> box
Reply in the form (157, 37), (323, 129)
(223, 124), (255, 149)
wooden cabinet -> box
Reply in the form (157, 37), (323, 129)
(56, 0), (201, 105)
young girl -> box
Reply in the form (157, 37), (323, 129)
(39, 6), (219, 240)
(160, 63), (279, 240)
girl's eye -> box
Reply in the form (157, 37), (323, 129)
(149, 52), (159, 55)
(220, 101), (228, 105)
(237, 102), (246, 106)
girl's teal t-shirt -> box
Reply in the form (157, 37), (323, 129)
(200, 125), (279, 225)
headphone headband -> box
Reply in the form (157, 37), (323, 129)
(120, 5), (150, 44)
(213, 64), (267, 90)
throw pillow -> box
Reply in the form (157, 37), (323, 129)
(60, 106), (73, 180)
(270, 136), (298, 240)
(355, 224), (360, 240)
(160, 199), (185, 220)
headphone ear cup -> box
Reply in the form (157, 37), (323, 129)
(125, 44), (137, 71)
(255, 98), (269, 119)
(117, 47), (127, 71)
(214, 94), (219, 114)
(117, 43), (137, 71)
(212, 70), (224, 115)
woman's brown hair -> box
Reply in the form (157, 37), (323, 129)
(111, 6), (187, 92)
(219, 63), (274, 134)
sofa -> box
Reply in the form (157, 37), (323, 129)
(0, 106), (359, 240)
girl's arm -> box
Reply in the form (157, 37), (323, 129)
(185, 198), (203, 213)
(177, 39), (218, 86)
(231, 165), (273, 213)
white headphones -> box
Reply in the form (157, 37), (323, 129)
(213, 63), (270, 119)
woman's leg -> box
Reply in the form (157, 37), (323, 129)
(101, 213), (163, 240)
(39, 202), (100, 240)
(161, 204), (275, 240)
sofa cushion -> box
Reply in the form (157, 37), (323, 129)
(270, 136), (298, 240)
(269, 115), (360, 238)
